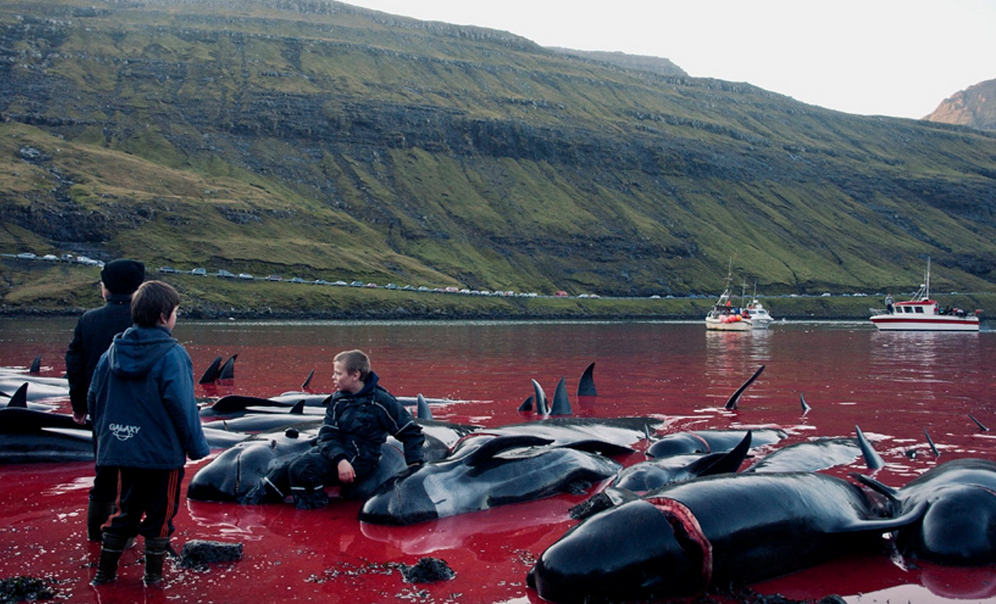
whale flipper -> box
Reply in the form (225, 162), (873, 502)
(301, 369), (315, 390)
(198, 356), (223, 384)
(464, 435), (555, 467)
(969, 414), (989, 433)
(800, 393), (811, 414)
(924, 428), (940, 457)
(532, 379), (548, 416)
(725, 365), (765, 410)
(577, 362), (597, 397)
(550, 377), (572, 416)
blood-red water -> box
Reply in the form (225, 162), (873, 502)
(1, 318), (995, 603)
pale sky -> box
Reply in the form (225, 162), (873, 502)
(342, 0), (995, 119)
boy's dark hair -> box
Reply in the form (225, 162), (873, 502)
(334, 349), (371, 380)
(131, 280), (180, 328)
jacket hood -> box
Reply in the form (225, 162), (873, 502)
(107, 325), (177, 379)
(355, 370), (380, 397)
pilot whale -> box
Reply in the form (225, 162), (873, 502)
(646, 428), (786, 459)
(855, 458), (996, 566)
(527, 472), (924, 603)
(359, 433), (623, 525)
(188, 420), (474, 503)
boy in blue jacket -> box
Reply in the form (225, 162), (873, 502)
(87, 280), (209, 586)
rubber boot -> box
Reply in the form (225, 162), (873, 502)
(291, 486), (329, 510)
(87, 500), (115, 542)
(143, 537), (170, 586)
(91, 533), (129, 585)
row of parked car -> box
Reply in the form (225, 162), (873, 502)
(155, 266), (552, 297)
(10, 252), (104, 266)
(5, 253), (583, 298)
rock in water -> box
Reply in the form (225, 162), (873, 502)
(400, 557), (455, 583)
(179, 540), (244, 569)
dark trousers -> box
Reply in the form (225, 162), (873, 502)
(287, 449), (372, 492)
(105, 467), (183, 540)
(90, 465), (119, 504)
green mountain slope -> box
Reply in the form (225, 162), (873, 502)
(1, 0), (995, 311)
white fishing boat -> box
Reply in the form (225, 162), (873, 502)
(869, 259), (981, 332)
(742, 282), (774, 329)
(745, 298), (774, 329)
(705, 276), (752, 331)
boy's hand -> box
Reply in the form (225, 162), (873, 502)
(337, 459), (355, 484)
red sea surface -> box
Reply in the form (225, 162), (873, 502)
(1, 317), (995, 603)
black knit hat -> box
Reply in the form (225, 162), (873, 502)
(100, 259), (145, 295)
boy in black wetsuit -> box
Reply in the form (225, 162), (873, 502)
(250, 349), (424, 509)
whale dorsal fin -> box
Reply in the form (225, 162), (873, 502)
(416, 393), (433, 420)
(577, 362), (597, 397)
(198, 356), (222, 384)
(219, 354), (238, 380)
(550, 377), (572, 415)
(465, 435), (554, 467)
(7, 383), (28, 408)
(688, 430), (752, 476)
(855, 425), (885, 470)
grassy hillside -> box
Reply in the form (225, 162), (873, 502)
(1, 0), (995, 314)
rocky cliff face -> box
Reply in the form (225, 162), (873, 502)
(924, 79), (996, 131)
(1, 0), (996, 296)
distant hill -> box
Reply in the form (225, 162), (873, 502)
(924, 79), (996, 131)
(546, 48), (687, 77)
(1, 0), (995, 310)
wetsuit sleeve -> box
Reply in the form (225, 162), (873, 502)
(316, 400), (348, 464)
(66, 317), (88, 417)
(381, 392), (425, 465)
(160, 347), (210, 460)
